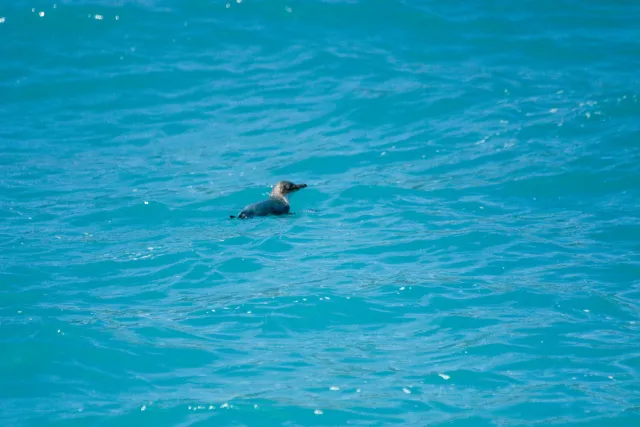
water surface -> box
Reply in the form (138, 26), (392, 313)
(1, 1), (640, 425)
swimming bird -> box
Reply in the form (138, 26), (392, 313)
(230, 180), (307, 219)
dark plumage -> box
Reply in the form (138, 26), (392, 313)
(230, 180), (307, 219)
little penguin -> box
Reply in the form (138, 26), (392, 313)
(230, 180), (307, 219)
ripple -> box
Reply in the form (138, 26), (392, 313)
(2, 0), (640, 425)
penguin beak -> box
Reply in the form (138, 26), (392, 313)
(292, 183), (307, 191)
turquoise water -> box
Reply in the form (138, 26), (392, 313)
(2, 0), (640, 425)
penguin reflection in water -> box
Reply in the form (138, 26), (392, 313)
(230, 180), (307, 219)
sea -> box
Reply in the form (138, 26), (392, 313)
(1, 1), (639, 426)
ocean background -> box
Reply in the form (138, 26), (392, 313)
(1, 0), (640, 425)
